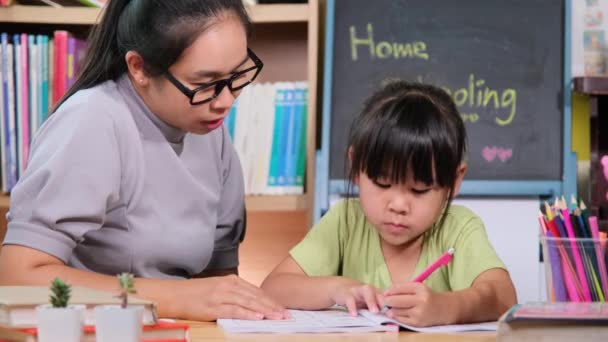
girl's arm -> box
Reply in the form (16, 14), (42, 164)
(446, 268), (516, 323)
(261, 255), (385, 315)
(0, 245), (288, 321)
(384, 268), (516, 326)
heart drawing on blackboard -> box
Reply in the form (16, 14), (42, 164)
(482, 146), (513, 163)
(497, 148), (513, 162)
(482, 146), (497, 162)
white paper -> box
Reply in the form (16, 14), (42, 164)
(218, 308), (497, 334)
(358, 310), (498, 333)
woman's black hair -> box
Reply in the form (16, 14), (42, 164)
(346, 80), (467, 229)
(54, 0), (253, 111)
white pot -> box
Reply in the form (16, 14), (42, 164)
(35, 304), (85, 342)
(94, 305), (143, 342)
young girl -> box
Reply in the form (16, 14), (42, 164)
(261, 81), (517, 326)
(0, 0), (289, 321)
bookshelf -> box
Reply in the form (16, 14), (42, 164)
(0, 2), (319, 216)
(0, 4), (311, 24)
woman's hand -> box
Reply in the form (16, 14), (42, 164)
(179, 274), (290, 321)
(329, 279), (386, 316)
(383, 282), (448, 327)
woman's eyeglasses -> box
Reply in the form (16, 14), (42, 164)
(164, 48), (263, 105)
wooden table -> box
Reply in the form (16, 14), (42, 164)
(185, 321), (497, 341)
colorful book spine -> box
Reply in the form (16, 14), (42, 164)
(0, 33), (8, 191)
(66, 37), (76, 89)
(20, 34), (30, 173)
(294, 84), (308, 192)
(28, 35), (38, 139)
(268, 88), (285, 191)
(283, 87), (297, 191)
(52, 31), (68, 106)
(5, 37), (16, 191)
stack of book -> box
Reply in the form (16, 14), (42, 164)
(498, 302), (608, 341)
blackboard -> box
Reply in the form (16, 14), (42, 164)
(328, 0), (564, 181)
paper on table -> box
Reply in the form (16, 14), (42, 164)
(218, 308), (497, 334)
(359, 310), (498, 333)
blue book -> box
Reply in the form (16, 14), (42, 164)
(283, 87), (297, 189)
(268, 88), (286, 189)
(226, 99), (237, 141)
(294, 85), (307, 190)
(276, 87), (294, 188)
(40, 35), (49, 125)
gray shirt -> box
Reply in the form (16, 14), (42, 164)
(3, 74), (246, 279)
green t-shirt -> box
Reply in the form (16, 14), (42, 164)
(290, 199), (507, 291)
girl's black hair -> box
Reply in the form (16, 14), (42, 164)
(346, 80), (467, 228)
(54, 0), (253, 111)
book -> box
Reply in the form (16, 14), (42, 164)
(0, 320), (189, 342)
(218, 308), (498, 334)
(496, 302), (608, 342)
(504, 302), (608, 322)
(0, 286), (157, 327)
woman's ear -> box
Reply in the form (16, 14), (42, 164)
(450, 162), (468, 198)
(125, 51), (149, 87)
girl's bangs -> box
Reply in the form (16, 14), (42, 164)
(351, 95), (457, 188)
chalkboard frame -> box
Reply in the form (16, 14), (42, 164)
(314, 0), (577, 220)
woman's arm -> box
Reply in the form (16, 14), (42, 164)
(261, 256), (385, 315)
(0, 245), (288, 321)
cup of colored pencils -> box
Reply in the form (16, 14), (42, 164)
(539, 196), (608, 302)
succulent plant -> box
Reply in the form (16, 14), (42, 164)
(49, 277), (71, 308)
(117, 273), (137, 309)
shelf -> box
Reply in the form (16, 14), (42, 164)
(0, 194), (306, 211)
(0, 4), (309, 25)
(245, 194), (308, 211)
(573, 77), (608, 95)
(249, 4), (309, 23)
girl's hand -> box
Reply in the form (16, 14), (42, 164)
(179, 275), (290, 321)
(383, 282), (448, 327)
(329, 280), (386, 316)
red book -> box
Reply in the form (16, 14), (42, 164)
(52, 30), (68, 106)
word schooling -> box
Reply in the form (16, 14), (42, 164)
(349, 23), (429, 61)
(438, 74), (517, 126)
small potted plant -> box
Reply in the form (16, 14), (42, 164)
(36, 277), (85, 342)
(94, 272), (143, 342)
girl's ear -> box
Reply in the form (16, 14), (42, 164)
(450, 162), (468, 198)
(125, 50), (149, 87)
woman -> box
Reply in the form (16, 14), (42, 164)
(0, 0), (288, 321)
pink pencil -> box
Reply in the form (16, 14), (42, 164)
(413, 248), (455, 283)
(560, 205), (591, 301)
(589, 216), (608, 299)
